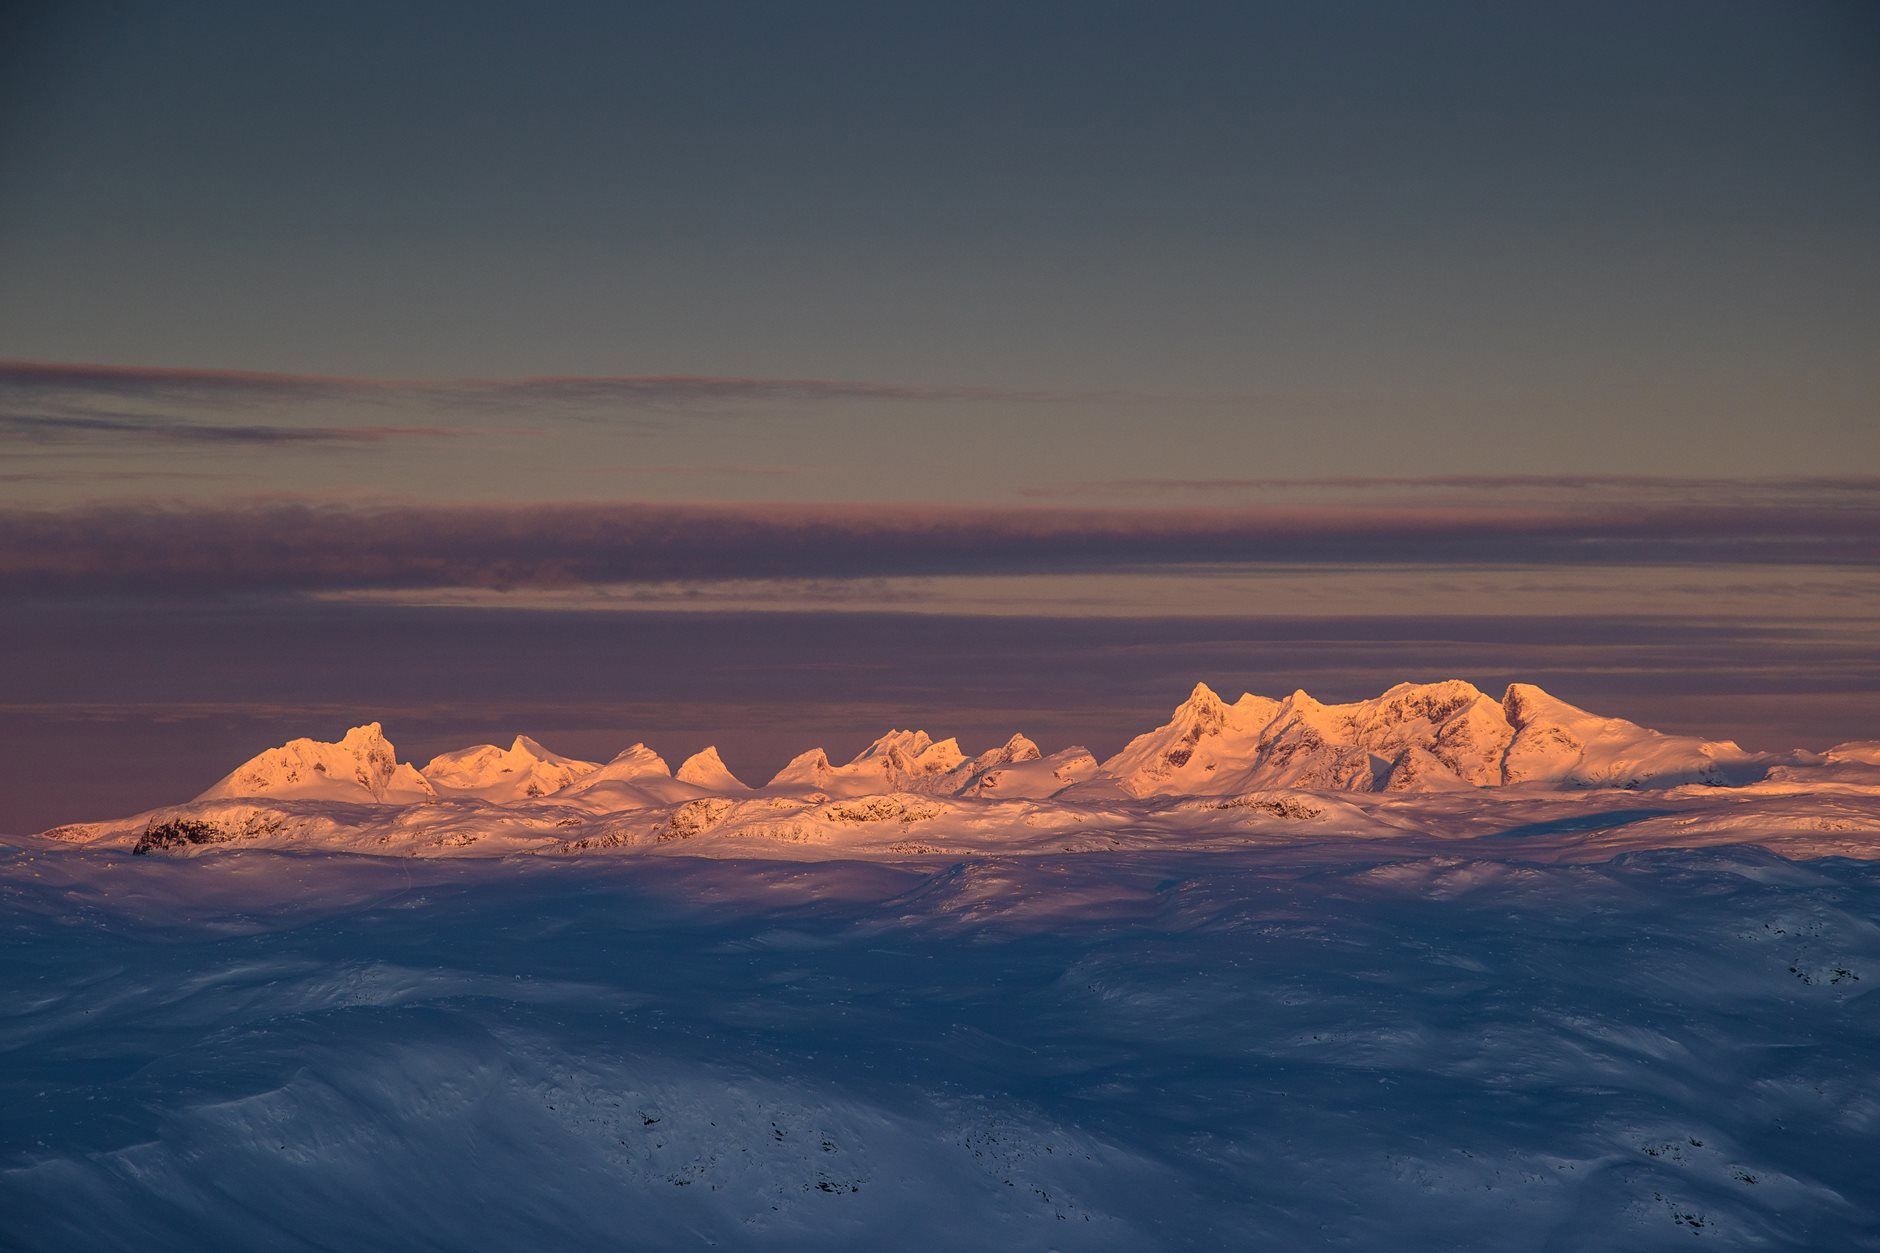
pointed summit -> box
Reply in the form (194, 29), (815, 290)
(1101, 682), (1280, 796)
(951, 733), (1041, 793)
(852, 729), (935, 766)
(768, 747), (834, 791)
(676, 746), (749, 791)
(589, 744), (672, 780)
(997, 733), (1043, 764)
(1178, 682), (1226, 716)
(911, 736), (967, 776)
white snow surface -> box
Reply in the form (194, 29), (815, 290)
(195, 722), (435, 805)
(1102, 680), (1754, 797)
(675, 745), (749, 791)
(2, 840), (1875, 1250)
(40, 679), (1867, 862)
(7, 679), (1876, 1249)
(421, 735), (600, 802)
(7, 688), (1872, 1241)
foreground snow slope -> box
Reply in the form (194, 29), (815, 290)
(2, 842), (1875, 1251)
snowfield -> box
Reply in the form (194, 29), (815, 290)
(4, 681), (1877, 1250)
(3, 845), (1876, 1251)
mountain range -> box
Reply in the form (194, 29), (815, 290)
(37, 680), (1879, 860)
(194, 679), (1762, 807)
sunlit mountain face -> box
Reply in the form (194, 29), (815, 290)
(5, 1), (1876, 1248)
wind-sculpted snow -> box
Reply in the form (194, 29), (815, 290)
(1, 844), (1875, 1250)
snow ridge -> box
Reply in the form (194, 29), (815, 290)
(1102, 680), (1752, 796)
(44, 680), (1857, 858)
(178, 680), (1764, 810)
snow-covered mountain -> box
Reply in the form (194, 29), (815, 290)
(954, 734), (1101, 799)
(1102, 680), (1754, 796)
(197, 722), (435, 804)
(1496, 682), (1750, 788)
(763, 730), (1105, 800)
(17, 692), (1875, 1253)
(44, 680), (1861, 860)
(675, 746), (749, 791)
(1098, 683), (1288, 796)
(172, 681), (1764, 816)
(554, 744), (707, 810)
(767, 730), (968, 797)
(422, 735), (599, 802)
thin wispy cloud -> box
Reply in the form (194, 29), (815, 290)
(3, 495), (1876, 597)
(0, 359), (1064, 413)
(0, 358), (1070, 460)
(1022, 474), (1880, 501)
(0, 467), (231, 484)
(0, 411), (457, 448)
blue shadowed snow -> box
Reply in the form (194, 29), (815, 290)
(1, 844), (1877, 1251)
(1492, 809), (1679, 839)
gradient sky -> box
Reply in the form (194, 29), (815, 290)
(2, 1), (1877, 830)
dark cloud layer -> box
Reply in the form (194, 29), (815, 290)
(1, 496), (1876, 596)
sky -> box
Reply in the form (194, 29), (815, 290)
(2, 1), (1877, 830)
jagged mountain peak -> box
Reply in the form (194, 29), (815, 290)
(676, 746), (749, 791)
(679, 744), (727, 770)
(1181, 681), (1224, 709)
(198, 723), (434, 804)
(424, 734), (599, 800)
(1372, 679), (1491, 716)
(998, 733), (1043, 763)
(1103, 678), (1760, 796)
(915, 737), (966, 772)
(855, 729), (933, 762)
(161, 678), (1777, 822)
